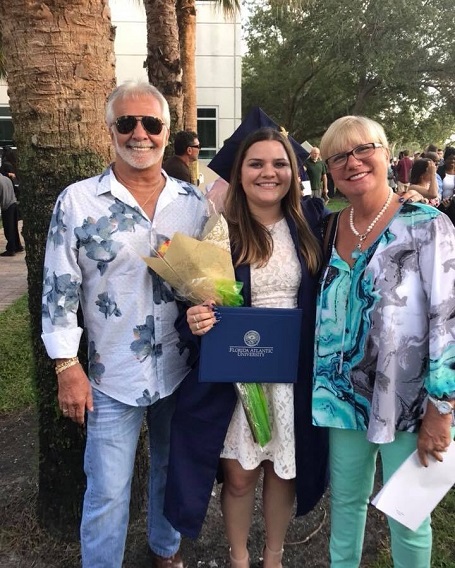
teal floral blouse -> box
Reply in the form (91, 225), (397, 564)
(312, 203), (455, 443)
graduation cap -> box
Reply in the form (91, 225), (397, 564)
(208, 107), (309, 183)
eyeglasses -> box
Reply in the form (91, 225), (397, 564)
(326, 143), (383, 169)
(113, 115), (165, 136)
(189, 144), (201, 149)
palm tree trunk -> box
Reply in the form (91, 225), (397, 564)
(177, 0), (197, 131)
(0, 0), (116, 536)
(143, 0), (184, 139)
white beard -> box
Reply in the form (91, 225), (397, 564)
(113, 137), (166, 170)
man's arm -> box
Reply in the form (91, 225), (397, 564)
(322, 173), (328, 194)
(41, 191), (93, 424)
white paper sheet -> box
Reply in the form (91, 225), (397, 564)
(301, 180), (312, 196)
(371, 441), (455, 531)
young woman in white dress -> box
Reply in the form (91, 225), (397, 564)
(183, 128), (328, 568)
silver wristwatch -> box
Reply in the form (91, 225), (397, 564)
(428, 395), (454, 415)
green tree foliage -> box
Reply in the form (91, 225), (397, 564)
(243, 0), (455, 148)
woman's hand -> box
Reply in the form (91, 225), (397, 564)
(427, 160), (437, 177)
(187, 302), (218, 335)
(400, 188), (426, 203)
(417, 402), (453, 467)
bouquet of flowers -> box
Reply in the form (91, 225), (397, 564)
(145, 214), (243, 306)
(143, 214), (272, 447)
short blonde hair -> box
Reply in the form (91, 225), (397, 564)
(320, 116), (389, 162)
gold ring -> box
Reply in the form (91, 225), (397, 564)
(193, 315), (198, 323)
(196, 322), (200, 330)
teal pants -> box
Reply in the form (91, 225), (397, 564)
(329, 429), (432, 568)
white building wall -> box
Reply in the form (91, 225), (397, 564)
(0, 80), (8, 106)
(110, 0), (148, 84)
(196, 3), (242, 149)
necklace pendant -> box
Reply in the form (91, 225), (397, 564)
(351, 248), (360, 260)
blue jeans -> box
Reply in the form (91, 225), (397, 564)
(81, 388), (181, 568)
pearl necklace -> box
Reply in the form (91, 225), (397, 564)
(349, 189), (393, 252)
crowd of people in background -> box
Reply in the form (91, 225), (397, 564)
(388, 144), (455, 225)
(299, 141), (455, 218)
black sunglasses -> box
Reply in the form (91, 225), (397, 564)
(189, 144), (201, 149)
(113, 115), (165, 135)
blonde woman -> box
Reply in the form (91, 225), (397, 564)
(313, 116), (455, 568)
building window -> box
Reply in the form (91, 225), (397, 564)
(197, 107), (217, 159)
(0, 107), (14, 148)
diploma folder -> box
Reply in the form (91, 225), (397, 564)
(199, 306), (302, 383)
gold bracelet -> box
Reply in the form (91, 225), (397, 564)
(55, 357), (79, 375)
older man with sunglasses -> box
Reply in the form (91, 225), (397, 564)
(41, 81), (208, 568)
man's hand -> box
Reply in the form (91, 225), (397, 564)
(57, 364), (93, 425)
(417, 402), (453, 467)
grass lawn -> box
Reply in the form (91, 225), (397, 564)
(0, 295), (36, 413)
(326, 193), (349, 213)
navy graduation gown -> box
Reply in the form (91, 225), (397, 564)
(164, 197), (329, 538)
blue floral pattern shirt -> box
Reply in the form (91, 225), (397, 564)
(42, 166), (208, 406)
(313, 204), (455, 443)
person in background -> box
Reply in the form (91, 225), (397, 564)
(0, 159), (19, 191)
(163, 130), (200, 183)
(425, 143), (437, 153)
(165, 127), (329, 568)
(387, 159), (397, 192)
(313, 115), (455, 568)
(437, 147), (455, 225)
(0, 146), (21, 219)
(409, 158), (440, 205)
(391, 156), (398, 179)
(0, 171), (23, 256)
(395, 149), (413, 193)
(41, 81), (208, 568)
(304, 146), (328, 201)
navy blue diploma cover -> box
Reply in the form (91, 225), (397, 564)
(199, 306), (302, 383)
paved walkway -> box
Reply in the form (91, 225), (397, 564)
(0, 221), (28, 312)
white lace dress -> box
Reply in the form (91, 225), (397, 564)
(220, 219), (301, 479)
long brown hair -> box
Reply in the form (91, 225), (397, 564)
(224, 127), (321, 274)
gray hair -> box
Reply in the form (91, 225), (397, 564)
(105, 80), (171, 129)
(320, 116), (389, 161)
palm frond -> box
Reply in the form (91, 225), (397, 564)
(213, 0), (240, 17)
